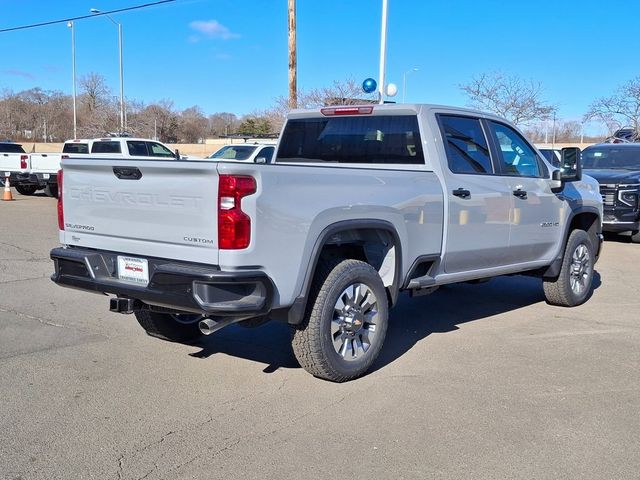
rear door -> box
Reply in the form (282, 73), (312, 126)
(437, 114), (512, 273)
(61, 159), (221, 264)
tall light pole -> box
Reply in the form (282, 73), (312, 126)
(67, 21), (77, 139)
(90, 8), (125, 133)
(402, 67), (418, 103)
(378, 0), (388, 104)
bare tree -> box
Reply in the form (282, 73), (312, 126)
(79, 73), (111, 113)
(263, 77), (376, 132)
(585, 77), (640, 133)
(460, 72), (555, 126)
(208, 112), (238, 137)
(179, 106), (208, 143)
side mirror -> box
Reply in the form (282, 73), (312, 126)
(174, 149), (180, 160)
(560, 147), (582, 182)
(255, 157), (267, 164)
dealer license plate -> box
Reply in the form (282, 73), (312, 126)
(42, 173), (50, 179)
(117, 256), (149, 285)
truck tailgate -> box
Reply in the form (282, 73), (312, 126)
(0, 153), (27, 173)
(61, 159), (220, 264)
(30, 153), (61, 173)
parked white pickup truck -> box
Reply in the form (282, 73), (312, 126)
(0, 141), (32, 195)
(51, 104), (604, 381)
(12, 137), (199, 197)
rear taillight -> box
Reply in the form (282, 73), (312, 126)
(218, 175), (256, 249)
(57, 169), (64, 230)
(20, 154), (28, 169)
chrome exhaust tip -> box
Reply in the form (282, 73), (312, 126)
(198, 318), (218, 335)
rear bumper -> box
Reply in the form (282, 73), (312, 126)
(50, 246), (274, 316)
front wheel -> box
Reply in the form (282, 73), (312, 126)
(291, 258), (389, 382)
(543, 229), (595, 307)
(134, 310), (203, 342)
(15, 184), (38, 196)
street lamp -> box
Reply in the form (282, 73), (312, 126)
(90, 8), (125, 133)
(67, 21), (77, 138)
(402, 67), (419, 103)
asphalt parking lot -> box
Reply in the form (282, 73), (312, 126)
(1, 192), (639, 480)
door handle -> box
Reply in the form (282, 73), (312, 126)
(452, 188), (471, 198)
(513, 189), (528, 199)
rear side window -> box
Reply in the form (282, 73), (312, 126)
(438, 115), (493, 174)
(91, 141), (121, 154)
(127, 141), (148, 156)
(276, 115), (424, 165)
(62, 143), (89, 154)
(0, 143), (26, 153)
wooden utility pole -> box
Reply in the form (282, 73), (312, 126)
(288, 0), (297, 108)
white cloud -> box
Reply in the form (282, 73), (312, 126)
(189, 20), (240, 40)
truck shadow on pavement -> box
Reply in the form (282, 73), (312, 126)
(188, 272), (601, 376)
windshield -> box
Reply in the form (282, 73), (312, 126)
(210, 145), (257, 160)
(582, 146), (640, 169)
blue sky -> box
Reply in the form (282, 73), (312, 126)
(0, 0), (638, 127)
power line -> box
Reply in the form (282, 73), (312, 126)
(0, 0), (177, 33)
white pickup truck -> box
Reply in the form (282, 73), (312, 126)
(51, 104), (604, 381)
(0, 141), (32, 194)
(11, 137), (198, 197)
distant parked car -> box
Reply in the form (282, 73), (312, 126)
(605, 128), (640, 144)
(582, 143), (640, 243)
(208, 142), (276, 163)
(538, 148), (561, 167)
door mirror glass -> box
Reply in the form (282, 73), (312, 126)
(560, 147), (582, 181)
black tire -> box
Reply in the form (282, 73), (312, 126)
(291, 258), (389, 382)
(44, 184), (58, 198)
(631, 231), (640, 244)
(134, 310), (203, 343)
(15, 184), (38, 196)
(543, 229), (595, 307)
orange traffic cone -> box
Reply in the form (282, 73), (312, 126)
(3, 176), (14, 201)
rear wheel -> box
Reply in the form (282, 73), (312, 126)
(15, 184), (38, 196)
(543, 229), (595, 307)
(291, 258), (389, 382)
(44, 184), (58, 198)
(134, 310), (203, 342)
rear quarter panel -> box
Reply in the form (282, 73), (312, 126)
(216, 161), (444, 307)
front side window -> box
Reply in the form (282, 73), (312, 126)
(276, 115), (424, 165)
(256, 147), (275, 161)
(490, 122), (541, 177)
(147, 142), (174, 157)
(438, 115), (493, 174)
(91, 141), (121, 154)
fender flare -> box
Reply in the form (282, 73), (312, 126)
(543, 206), (602, 278)
(283, 219), (403, 325)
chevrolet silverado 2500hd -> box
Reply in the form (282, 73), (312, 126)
(51, 104), (604, 382)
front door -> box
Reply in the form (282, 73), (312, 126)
(487, 121), (565, 263)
